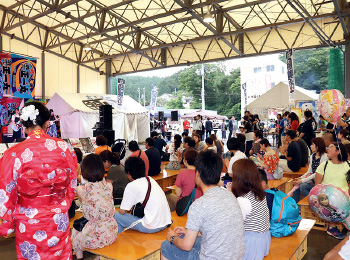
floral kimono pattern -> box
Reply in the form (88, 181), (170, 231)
(0, 129), (77, 260)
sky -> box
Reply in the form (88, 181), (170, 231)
(131, 53), (283, 77)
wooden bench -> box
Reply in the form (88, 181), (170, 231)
(264, 219), (315, 260)
(268, 177), (293, 194)
(151, 162), (180, 191)
(298, 196), (344, 231)
(85, 211), (187, 260)
(283, 166), (308, 179)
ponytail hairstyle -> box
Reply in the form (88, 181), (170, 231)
(20, 101), (50, 129)
(100, 150), (121, 165)
(174, 134), (182, 151)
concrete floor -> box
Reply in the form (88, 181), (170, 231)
(0, 229), (342, 259)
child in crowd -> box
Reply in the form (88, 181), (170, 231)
(210, 134), (224, 156)
(204, 137), (217, 153)
(100, 150), (130, 205)
(256, 138), (279, 180)
(72, 154), (118, 260)
(166, 134), (182, 170)
(231, 159), (271, 260)
(114, 157), (171, 233)
(250, 130), (263, 156)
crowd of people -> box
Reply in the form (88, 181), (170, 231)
(1, 104), (350, 260)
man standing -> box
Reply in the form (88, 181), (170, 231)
(279, 111), (290, 145)
(183, 118), (190, 134)
(205, 118), (213, 138)
(151, 131), (169, 161)
(160, 151), (245, 260)
(299, 110), (317, 147)
(228, 116), (234, 139)
(192, 115), (202, 135)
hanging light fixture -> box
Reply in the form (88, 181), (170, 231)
(83, 37), (92, 51)
(203, 5), (214, 23)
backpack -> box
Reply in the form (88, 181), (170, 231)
(176, 186), (196, 216)
(265, 188), (301, 237)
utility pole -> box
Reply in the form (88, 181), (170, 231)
(201, 63), (205, 110)
(143, 87), (145, 106)
(137, 88), (141, 104)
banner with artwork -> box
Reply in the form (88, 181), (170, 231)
(0, 53), (36, 99)
(117, 78), (125, 106)
(286, 49), (295, 103)
(242, 82), (247, 108)
(0, 96), (22, 126)
(150, 85), (158, 115)
(296, 101), (318, 122)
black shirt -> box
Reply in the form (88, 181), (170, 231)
(244, 121), (253, 133)
(154, 137), (167, 155)
(287, 141), (302, 172)
(145, 147), (161, 176)
(265, 191), (274, 220)
(297, 138), (309, 167)
(301, 118), (317, 147)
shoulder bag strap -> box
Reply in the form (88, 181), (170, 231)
(323, 161), (329, 178)
(142, 177), (152, 207)
(138, 150), (142, 157)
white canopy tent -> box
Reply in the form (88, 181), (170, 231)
(246, 82), (318, 119)
(46, 93), (150, 142)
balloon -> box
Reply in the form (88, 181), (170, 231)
(309, 184), (350, 222)
(317, 89), (345, 124)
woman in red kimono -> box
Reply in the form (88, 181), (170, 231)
(0, 101), (77, 260)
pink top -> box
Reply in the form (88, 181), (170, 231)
(129, 150), (149, 176)
(175, 169), (203, 200)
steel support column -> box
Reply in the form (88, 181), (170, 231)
(345, 41), (350, 98)
(0, 35), (2, 52)
(77, 65), (80, 93)
(106, 59), (112, 94)
(41, 52), (45, 99)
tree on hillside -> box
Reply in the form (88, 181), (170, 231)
(279, 47), (334, 92)
(167, 95), (184, 109)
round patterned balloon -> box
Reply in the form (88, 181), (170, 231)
(317, 89), (345, 124)
(309, 184), (350, 222)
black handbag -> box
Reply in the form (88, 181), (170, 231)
(73, 216), (89, 232)
(132, 177), (151, 218)
(176, 186), (196, 216)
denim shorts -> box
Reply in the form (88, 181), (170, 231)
(161, 235), (201, 260)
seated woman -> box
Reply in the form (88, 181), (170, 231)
(231, 159), (271, 260)
(339, 129), (350, 145)
(114, 157), (172, 233)
(256, 138), (279, 180)
(174, 149), (203, 200)
(94, 135), (111, 155)
(72, 154), (118, 260)
(250, 130), (263, 156)
(192, 133), (205, 152)
(290, 137), (327, 202)
(100, 150), (130, 205)
(210, 134), (224, 156)
(166, 134), (182, 170)
(315, 143), (350, 240)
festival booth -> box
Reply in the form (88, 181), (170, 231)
(181, 109), (228, 120)
(246, 82), (318, 120)
(46, 93), (150, 142)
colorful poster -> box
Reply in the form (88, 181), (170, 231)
(0, 96), (22, 127)
(296, 101), (317, 122)
(286, 49), (295, 103)
(0, 53), (36, 98)
(117, 78), (125, 106)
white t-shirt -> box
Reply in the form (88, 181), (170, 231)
(120, 177), (172, 229)
(207, 146), (217, 153)
(228, 151), (247, 174)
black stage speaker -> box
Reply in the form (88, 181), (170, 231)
(93, 129), (115, 146)
(171, 111), (178, 121)
(159, 111), (164, 121)
(99, 104), (112, 129)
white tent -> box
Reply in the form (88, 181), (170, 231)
(46, 93), (150, 142)
(246, 82), (318, 119)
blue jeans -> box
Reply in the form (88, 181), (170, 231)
(161, 235), (201, 260)
(113, 212), (168, 233)
(292, 182), (314, 202)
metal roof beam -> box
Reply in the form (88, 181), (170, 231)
(81, 12), (335, 64)
(34, 0), (163, 66)
(333, 0), (350, 38)
(1, 0), (80, 33)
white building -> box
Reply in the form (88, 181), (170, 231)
(240, 54), (288, 116)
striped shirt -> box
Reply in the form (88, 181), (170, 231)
(242, 191), (270, 233)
